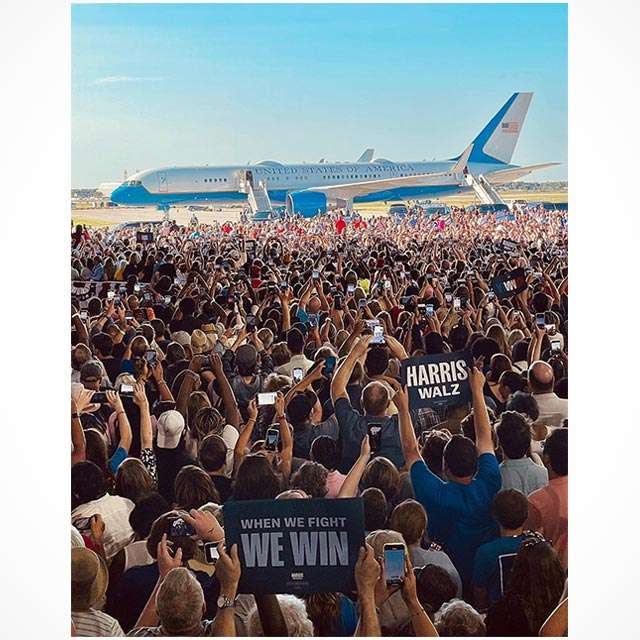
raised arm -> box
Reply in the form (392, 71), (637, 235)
(212, 544), (241, 638)
(106, 390), (132, 453)
(392, 387), (421, 467)
(274, 393), (293, 481)
(133, 382), (153, 450)
(337, 434), (371, 498)
(354, 545), (382, 637)
(233, 399), (258, 474)
(469, 366), (494, 455)
(402, 554), (439, 636)
(331, 335), (371, 403)
(210, 353), (241, 430)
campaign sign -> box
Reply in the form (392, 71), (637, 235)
(401, 351), (472, 409)
(491, 268), (527, 299)
(223, 498), (364, 595)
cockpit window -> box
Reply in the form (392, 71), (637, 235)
(127, 180), (142, 186)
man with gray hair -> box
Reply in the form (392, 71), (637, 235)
(527, 361), (568, 427)
(129, 534), (241, 637)
(434, 598), (486, 636)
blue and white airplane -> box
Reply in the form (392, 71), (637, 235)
(110, 92), (559, 217)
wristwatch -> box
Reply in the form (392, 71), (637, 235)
(217, 594), (236, 609)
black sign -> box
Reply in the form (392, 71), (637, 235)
(223, 498), (364, 595)
(136, 231), (154, 243)
(491, 267), (527, 299)
(401, 350), (472, 409)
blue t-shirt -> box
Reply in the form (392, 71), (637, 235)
(472, 535), (527, 605)
(333, 398), (404, 473)
(410, 454), (502, 589)
(108, 446), (128, 475)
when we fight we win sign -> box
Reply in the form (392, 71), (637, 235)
(401, 351), (473, 409)
(223, 498), (364, 595)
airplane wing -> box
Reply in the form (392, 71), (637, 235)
(356, 148), (375, 163)
(304, 145), (473, 201)
(484, 162), (560, 184)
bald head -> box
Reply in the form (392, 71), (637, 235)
(72, 344), (92, 372)
(362, 381), (390, 416)
(528, 360), (554, 393)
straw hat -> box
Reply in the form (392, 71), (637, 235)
(71, 547), (108, 611)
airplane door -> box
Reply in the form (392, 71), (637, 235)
(158, 172), (168, 193)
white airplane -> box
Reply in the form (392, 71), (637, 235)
(110, 92), (559, 217)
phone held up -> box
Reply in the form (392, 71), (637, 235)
(383, 542), (406, 585)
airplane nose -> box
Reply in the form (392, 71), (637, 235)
(110, 184), (128, 204)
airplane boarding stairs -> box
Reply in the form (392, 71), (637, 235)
(465, 173), (506, 206)
(247, 181), (274, 217)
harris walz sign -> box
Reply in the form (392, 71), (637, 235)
(401, 350), (472, 409)
(223, 497), (364, 595)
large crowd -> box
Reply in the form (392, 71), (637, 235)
(70, 204), (568, 637)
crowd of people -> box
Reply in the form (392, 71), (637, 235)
(70, 204), (568, 636)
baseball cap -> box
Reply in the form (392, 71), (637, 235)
(80, 360), (103, 384)
(236, 344), (258, 370)
(156, 410), (185, 449)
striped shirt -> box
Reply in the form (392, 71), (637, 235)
(72, 609), (124, 637)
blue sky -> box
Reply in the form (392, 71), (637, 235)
(72, 3), (567, 187)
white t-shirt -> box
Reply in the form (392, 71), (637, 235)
(72, 494), (135, 560)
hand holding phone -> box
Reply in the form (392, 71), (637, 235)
(383, 542), (406, 585)
(258, 392), (277, 406)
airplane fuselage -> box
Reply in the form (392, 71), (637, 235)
(110, 159), (513, 207)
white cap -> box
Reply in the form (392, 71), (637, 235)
(156, 410), (185, 449)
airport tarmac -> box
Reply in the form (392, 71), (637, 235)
(70, 189), (567, 228)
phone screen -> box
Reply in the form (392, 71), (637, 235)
(258, 392), (277, 406)
(246, 315), (256, 332)
(347, 284), (355, 294)
(120, 383), (134, 395)
(323, 355), (337, 376)
(292, 368), (304, 383)
(368, 423), (383, 452)
(145, 349), (157, 365)
(107, 291), (115, 300)
(551, 340), (561, 352)
(384, 544), (406, 584)
(359, 298), (367, 309)
(312, 270), (320, 280)
(445, 293), (453, 303)
(426, 304), (434, 317)
(170, 518), (196, 538)
(204, 542), (219, 564)
(265, 427), (280, 451)
(453, 297), (461, 311)
(371, 325), (385, 344)
(536, 313), (546, 328)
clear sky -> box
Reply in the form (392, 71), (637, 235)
(72, 3), (567, 187)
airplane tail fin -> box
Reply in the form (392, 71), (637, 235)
(455, 92), (533, 165)
(356, 148), (375, 163)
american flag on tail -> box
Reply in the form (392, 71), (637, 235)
(501, 121), (520, 133)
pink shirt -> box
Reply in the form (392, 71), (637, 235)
(525, 476), (568, 568)
(325, 470), (347, 498)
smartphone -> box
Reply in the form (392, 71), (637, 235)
(488, 291), (495, 301)
(371, 325), (385, 344)
(445, 292), (453, 304)
(120, 383), (134, 396)
(384, 542), (406, 585)
(114, 295), (121, 306)
(91, 392), (107, 404)
(107, 291), (115, 300)
(164, 295), (171, 305)
(347, 284), (355, 294)
(265, 426), (280, 451)
(368, 422), (383, 453)
(79, 311), (88, 321)
(359, 298), (367, 310)
(322, 355), (337, 377)
(453, 297), (461, 311)
(169, 517), (196, 538)
(426, 304), (434, 317)
(333, 295), (343, 310)
(312, 270), (320, 280)
(279, 281), (288, 291)
(536, 313), (546, 328)
(384, 280), (392, 290)
(292, 367), (304, 383)
(307, 313), (319, 327)
(145, 349), (158, 366)
(134, 284), (141, 293)
(400, 296), (411, 306)
(551, 340), (561, 352)
(203, 541), (220, 564)
(258, 392), (277, 406)
(246, 315), (256, 333)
